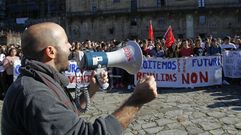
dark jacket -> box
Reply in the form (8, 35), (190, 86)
(207, 46), (221, 56)
(1, 59), (123, 135)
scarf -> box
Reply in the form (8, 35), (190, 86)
(19, 59), (79, 114)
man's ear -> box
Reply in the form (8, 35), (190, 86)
(43, 46), (56, 59)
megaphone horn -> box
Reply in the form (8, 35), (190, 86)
(82, 41), (143, 74)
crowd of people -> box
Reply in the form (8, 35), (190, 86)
(0, 34), (241, 98)
(140, 35), (240, 58)
(0, 22), (240, 135)
(68, 35), (241, 59)
(0, 44), (21, 99)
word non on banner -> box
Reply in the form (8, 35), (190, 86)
(135, 56), (222, 88)
(223, 51), (241, 78)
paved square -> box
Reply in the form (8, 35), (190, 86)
(1, 85), (241, 134)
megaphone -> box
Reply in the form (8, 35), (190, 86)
(74, 41), (142, 112)
(79, 41), (143, 74)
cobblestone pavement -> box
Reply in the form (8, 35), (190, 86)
(1, 85), (241, 135)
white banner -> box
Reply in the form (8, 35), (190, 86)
(135, 56), (222, 88)
(223, 51), (241, 78)
(14, 60), (92, 88)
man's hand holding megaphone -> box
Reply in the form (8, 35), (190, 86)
(76, 70), (109, 109)
(89, 70), (109, 97)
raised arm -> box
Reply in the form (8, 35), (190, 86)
(113, 75), (157, 128)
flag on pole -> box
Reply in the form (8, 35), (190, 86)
(148, 20), (154, 42)
(163, 26), (175, 48)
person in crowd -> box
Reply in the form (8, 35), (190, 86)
(68, 41), (76, 59)
(101, 42), (109, 52)
(220, 36), (237, 51)
(82, 40), (94, 52)
(234, 36), (241, 50)
(196, 36), (206, 49)
(205, 34), (213, 50)
(193, 38), (205, 56)
(70, 41), (76, 51)
(207, 34), (213, 42)
(187, 38), (194, 49)
(217, 37), (223, 45)
(150, 42), (165, 58)
(1, 22), (157, 135)
(95, 42), (103, 52)
(165, 45), (176, 58)
(204, 38), (211, 55)
(173, 40), (182, 58)
(147, 39), (155, 50)
(141, 40), (151, 57)
(207, 38), (221, 55)
(2, 47), (20, 95)
(179, 39), (193, 57)
(0, 45), (6, 99)
(71, 41), (84, 61)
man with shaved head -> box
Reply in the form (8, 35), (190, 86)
(1, 22), (157, 135)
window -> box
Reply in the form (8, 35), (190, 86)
(161, 0), (166, 6)
(131, 0), (137, 12)
(130, 18), (137, 26)
(198, 0), (205, 8)
(109, 28), (114, 34)
(238, 15), (241, 23)
(177, 34), (184, 39)
(157, 0), (165, 7)
(158, 17), (164, 25)
(113, 0), (120, 3)
(157, 0), (161, 7)
(92, 5), (97, 13)
(199, 15), (206, 25)
(199, 33), (206, 39)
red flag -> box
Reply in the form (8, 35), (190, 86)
(164, 26), (175, 48)
(148, 20), (154, 42)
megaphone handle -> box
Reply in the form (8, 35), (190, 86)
(95, 67), (109, 90)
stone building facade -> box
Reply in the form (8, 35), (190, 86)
(66, 0), (241, 41)
(3, 0), (65, 31)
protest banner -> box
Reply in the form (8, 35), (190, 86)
(13, 60), (92, 88)
(135, 56), (222, 88)
(223, 51), (241, 78)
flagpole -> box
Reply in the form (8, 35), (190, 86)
(163, 25), (171, 39)
(150, 20), (153, 44)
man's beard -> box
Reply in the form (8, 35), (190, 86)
(55, 48), (69, 72)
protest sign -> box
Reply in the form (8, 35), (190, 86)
(223, 51), (241, 78)
(14, 60), (92, 88)
(135, 56), (222, 88)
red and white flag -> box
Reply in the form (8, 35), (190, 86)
(163, 26), (175, 48)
